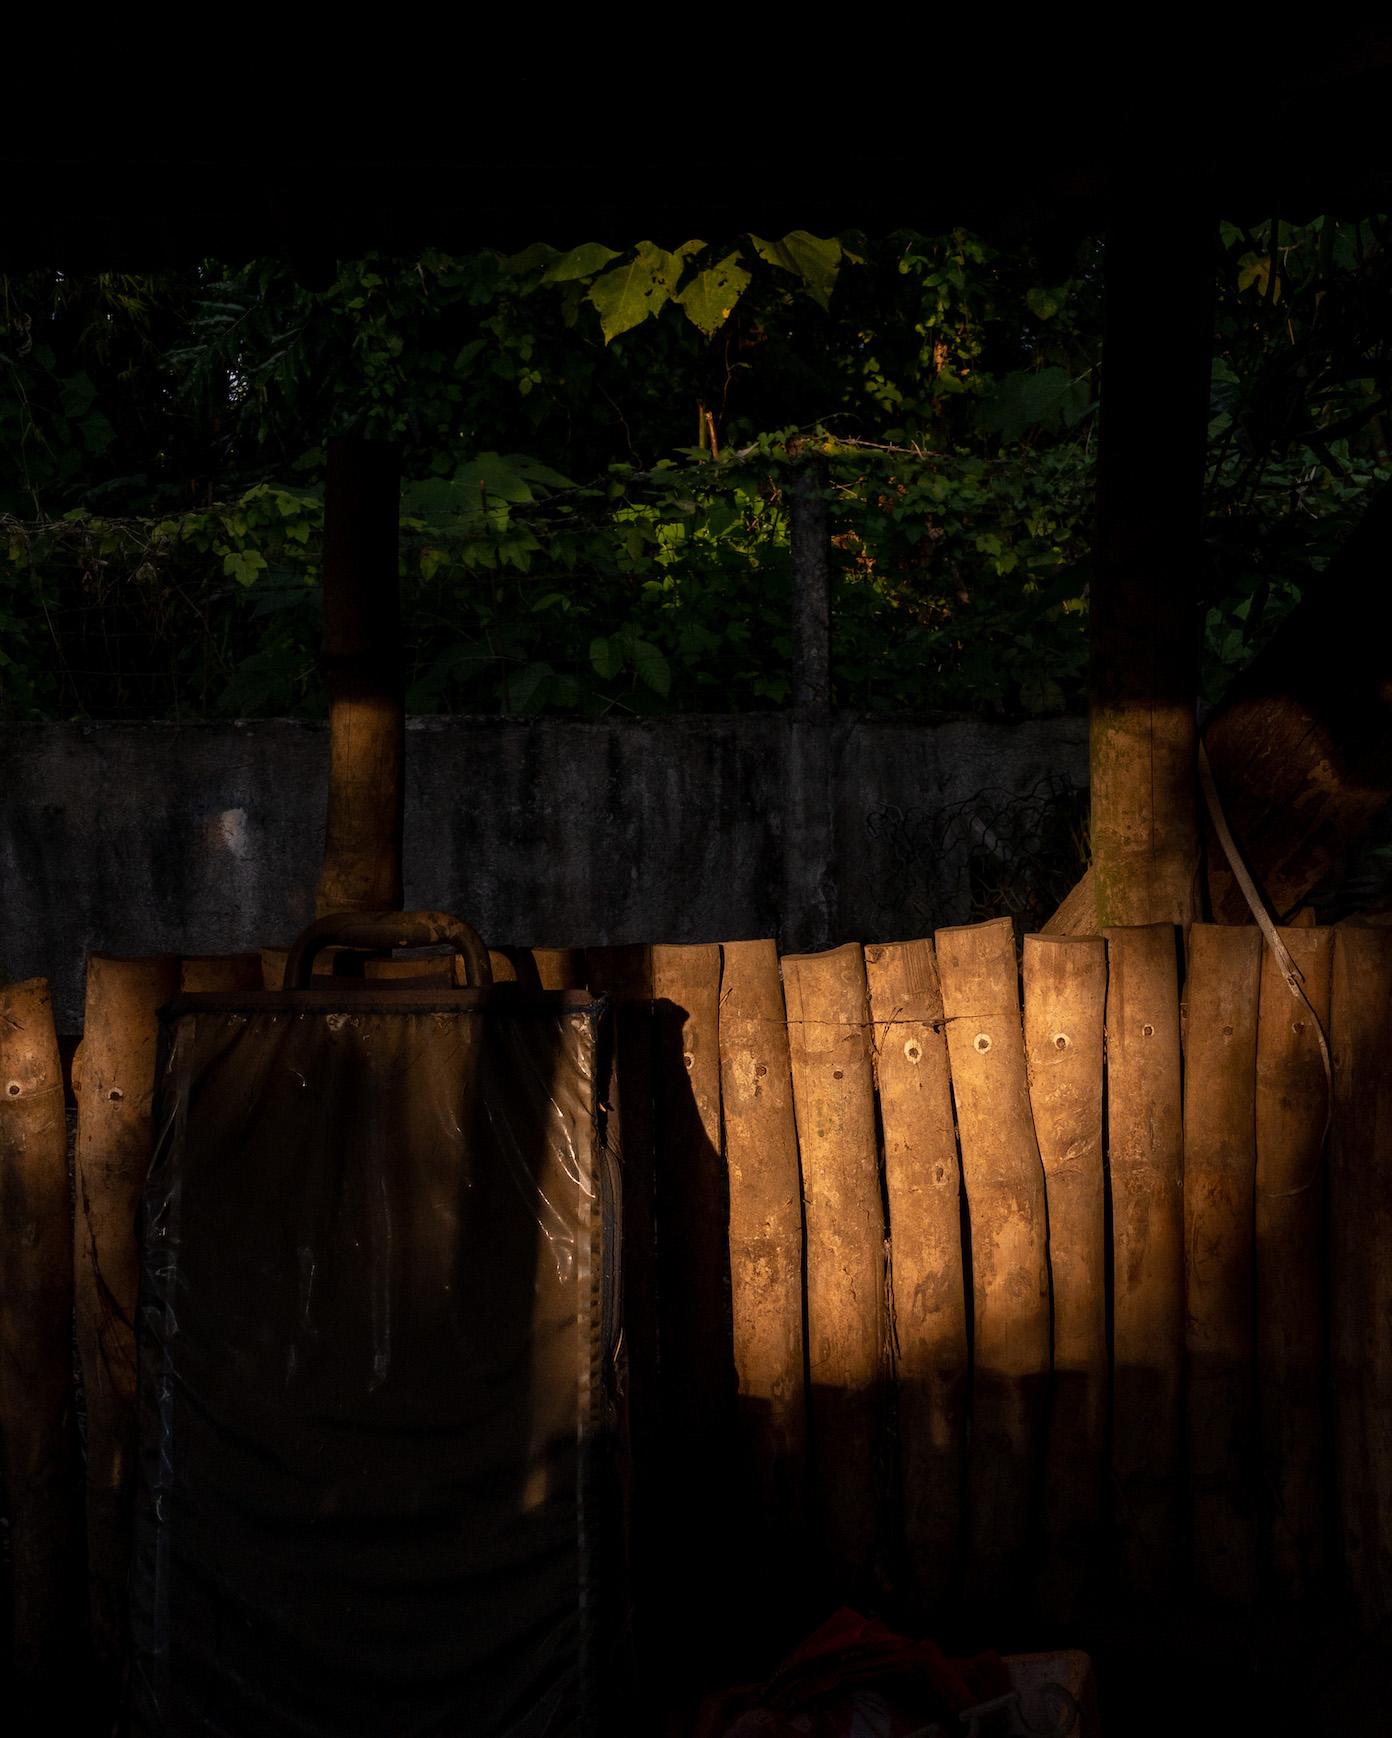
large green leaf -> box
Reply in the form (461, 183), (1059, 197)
(543, 242), (620, 283)
(750, 230), (842, 308)
(587, 254), (669, 342)
(675, 253), (753, 336)
(631, 637), (670, 696)
(975, 368), (1090, 441)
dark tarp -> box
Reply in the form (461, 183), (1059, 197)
(130, 986), (624, 1737)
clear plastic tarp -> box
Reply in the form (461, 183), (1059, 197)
(130, 986), (622, 1737)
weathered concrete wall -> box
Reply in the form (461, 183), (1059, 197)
(0, 713), (1087, 1030)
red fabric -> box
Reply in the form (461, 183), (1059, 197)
(696, 1607), (1013, 1738)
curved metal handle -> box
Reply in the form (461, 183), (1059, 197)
(284, 910), (493, 991)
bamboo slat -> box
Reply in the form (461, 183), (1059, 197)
(1330, 927), (1392, 1624)
(783, 942), (887, 1599)
(864, 938), (966, 1616)
(179, 953), (263, 993)
(0, 978), (83, 1684)
(1183, 923), (1262, 1603)
(532, 947), (588, 990)
(717, 941), (806, 1557)
(1104, 922), (1185, 1595)
(651, 943), (732, 1665)
(1022, 933), (1107, 1618)
(1255, 924), (1333, 1600)
(935, 916), (1050, 1606)
(74, 951), (180, 1674)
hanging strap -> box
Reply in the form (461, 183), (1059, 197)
(1197, 737), (1332, 1195)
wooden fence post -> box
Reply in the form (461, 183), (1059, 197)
(0, 977), (84, 1686)
(1022, 933), (1107, 1619)
(718, 940), (808, 1642)
(178, 954), (263, 993)
(1183, 923), (1262, 1603)
(315, 436), (404, 917)
(74, 951), (180, 1680)
(865, 938), (968, 1619)
(783, 943), (887, 1602)
(1329, 927), (1392, 1624)
(1104, 922), (1185, 1596)
(650, 944), (733, 1670)
(1255, 924), (1334, 1601)
(936, 916), (1050, 1609)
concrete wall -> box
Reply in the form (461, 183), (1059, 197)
(0, 713), (1088, 1031)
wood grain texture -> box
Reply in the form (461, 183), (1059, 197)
(935, 916), (1050, 1606)
(718, 939), (807, 1629)
(783, 942), (887, 1599)
(1329, 927), (1392, 1624)
(1104, 922), (1185, 1594)
(864, 938), (966, 1616)
(1183, 923), (1262, 1603)
(0, 977), (84, 1684)
(179, 953), (262, 993)
(1255, 925), (1333, 1601)
(74, 950), (180, 1671)
(1022, 933), (1107, 1617)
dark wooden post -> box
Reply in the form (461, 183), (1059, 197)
(790, 456), (831, 715)
(1089, 212), (1215, 930)
(315, 437), (405, 917)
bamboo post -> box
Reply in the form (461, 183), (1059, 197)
(1022, 933), (1107, 1618)
(782, 942), (887, 1599)
(863, 938), (967, 1616)
(1088, 213), (1213, 930)
(74, 950), (180, 1675)
(717, 940), (807, 1630)
(0, 977), (84, 1685)
(1104, 923), (1185, 1595)
(1255, 923), (1333, 1601)
(935, 916), (1050, 1607)
(315, 436), (404, 917)
(1183, 923), (1262, 1603)
(650, 943), (732, 1665)
(179, 953), (263, 993)
(1329, 927), (1392, 1623)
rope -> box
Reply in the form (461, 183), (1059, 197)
(1197, 737), (1332, 1196)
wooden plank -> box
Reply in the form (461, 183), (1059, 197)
(935, 916), (1050, 1606)
(1022, 933), (1107, 1618)
(532, 947), (587, 990)
(1104, 922), (1185, 1595)
(1255, 924), (1333, 1600)
(782, 942), (887, 1599)
(717, 940), (806, 1608)
(1183, 923), (1262, 1602)
(650, 943), (732, 1668)
(717, 941), (805, 1532)
(73, 950), (180, 1677)
(864, 938), (967, 1618)
(1329, 927), (1392, 1624)
(179, 953), (262, 993)
(0, 977), (84, 1685)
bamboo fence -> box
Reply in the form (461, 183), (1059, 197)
(2, 916), (1391, 1692)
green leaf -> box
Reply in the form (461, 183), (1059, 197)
(501, 242), (560, 276)
(586, 241), (693, 342)
(631, 638), (670, 696)
(224, 549), (268, 587)
(590, 633), (625, 679)
(675, 253), (753, 337)
(60, 373), (98, 418)
(975, 368), (1090, 440)
(750, 230), (842, 308)
(543, 242), (620, 283)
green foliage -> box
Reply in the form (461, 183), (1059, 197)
(2, 213), (1390, 724)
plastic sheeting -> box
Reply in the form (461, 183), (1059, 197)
(130, 985), (623, 1737)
